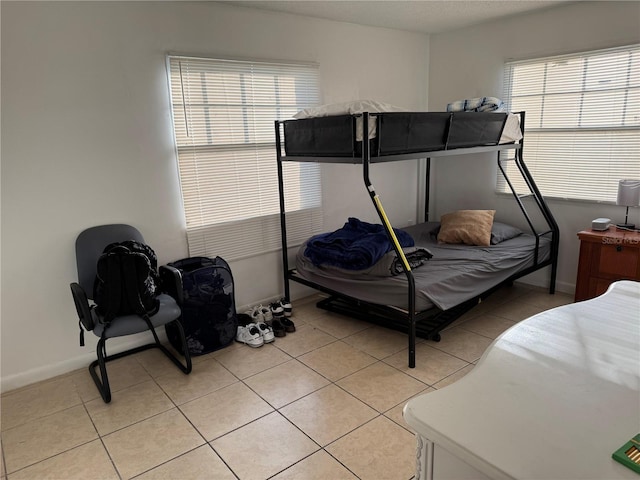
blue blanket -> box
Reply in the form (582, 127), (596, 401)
(304, 217), (415, 270)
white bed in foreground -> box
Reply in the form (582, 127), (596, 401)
(403, 280), (640, 480)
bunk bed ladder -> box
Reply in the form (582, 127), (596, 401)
(497, 112), (559, 293)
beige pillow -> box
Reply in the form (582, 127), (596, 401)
(437, 210), (496, 246)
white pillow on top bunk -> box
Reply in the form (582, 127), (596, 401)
(293, 99), (405, 119)
(293, 100), (406, 142)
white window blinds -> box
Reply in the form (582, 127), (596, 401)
(499, 44), (640, 202)
(167, 56), (323, 260)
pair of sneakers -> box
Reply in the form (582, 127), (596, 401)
(268, 298), (292, 318)
(247, 305), (273, 324)
(269, 298), (295, 336)
(236, 313), (275, 347)
(276, 298), (293, 317)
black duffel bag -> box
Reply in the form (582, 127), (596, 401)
(161, 256), (237, 356)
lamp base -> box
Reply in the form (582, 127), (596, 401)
(616, 223), (636, 230)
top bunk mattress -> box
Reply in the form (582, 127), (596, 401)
(282, 111), (522, 158)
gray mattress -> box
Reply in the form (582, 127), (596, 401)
(295, 221), (551, 312)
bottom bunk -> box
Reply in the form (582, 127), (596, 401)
(289, 219), (554, 367)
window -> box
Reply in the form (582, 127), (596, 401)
(499, 44), (640, 202)
(167, 56), (323, 260)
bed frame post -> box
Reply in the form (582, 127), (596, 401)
(361, 112), (417, 368)
(424, 158), (431, 222)
(275, 120), (291, 301)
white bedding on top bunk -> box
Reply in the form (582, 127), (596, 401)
(293, 99), (401, 142)
(292, 99), (523, 144)
(500, 114), (523, 143)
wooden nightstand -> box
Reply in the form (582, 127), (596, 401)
(575, 228), (640, 301)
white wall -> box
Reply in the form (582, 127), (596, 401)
(0, 1), (429, 390)
(427, 1), (640, 293)
(5, 0), (636, 392)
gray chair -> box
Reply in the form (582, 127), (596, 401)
(70, 224), (191, 403)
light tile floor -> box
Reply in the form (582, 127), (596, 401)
(0, 284), (573, 480)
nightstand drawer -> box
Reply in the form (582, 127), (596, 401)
(575, 229), (640, 302)
(599, 244), (639, 277)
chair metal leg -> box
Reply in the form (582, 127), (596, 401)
(89, 337), (112, 403)
(88, 319), (192, 403)
(153, 319), (192, 374)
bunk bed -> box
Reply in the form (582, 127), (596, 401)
(275, 109), (559, 368)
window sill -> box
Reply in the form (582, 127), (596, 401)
(494, 190), (618, 206)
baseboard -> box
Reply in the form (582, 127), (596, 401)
(515, 278), (575, 296)
(1, 352), (96, 394)
(1, 332), (168, 394)
(237, 294), (286, 315)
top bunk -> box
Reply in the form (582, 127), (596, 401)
(276, 110), (524, 164)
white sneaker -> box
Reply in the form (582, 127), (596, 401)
(250, 306), (265, 323)
(279, 298), (293, 317)
(259, 304), (273, 323)
(254, 321), (275, 343)
(270, 302), (284, 318)
(236, 323), (264, 348)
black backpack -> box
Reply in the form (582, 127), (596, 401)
(93, 240), (160, 325)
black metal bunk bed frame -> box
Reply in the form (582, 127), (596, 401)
(275, 111), (559, 368)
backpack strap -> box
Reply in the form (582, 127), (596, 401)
(121, 253), (146, 316)
(96, 247), (128, 326)
(121, 252), (162, 343)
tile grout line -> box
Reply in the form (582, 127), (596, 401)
(0, 289), (542, 479)
(81, 401), (125, 480)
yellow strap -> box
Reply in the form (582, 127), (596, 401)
(373, 195), (411, 272)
